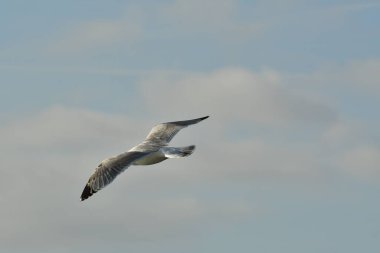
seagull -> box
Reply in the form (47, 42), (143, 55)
(80, 116), (209, 201)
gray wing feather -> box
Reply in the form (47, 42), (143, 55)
(145, 116), (209, 145)
(80, 151), (148, 201)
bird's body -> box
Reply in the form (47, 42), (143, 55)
(80, 116), (208, 201)
(131, 150), (167, 165)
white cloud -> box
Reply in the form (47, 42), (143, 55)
(343, 60), (380, 93)
(130, 67), (338, 184)
(194, 140), (324, 183)
(0, 105), (141, 152)
(338, 146), (380, 180)
(298, 59), (380, 95)
(140, 67), (336, 127)
(321, 119), (376, 151)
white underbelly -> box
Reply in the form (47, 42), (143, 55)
(132, 151), (167, 165)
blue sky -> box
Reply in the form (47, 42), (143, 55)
(1, 1), (380, 252)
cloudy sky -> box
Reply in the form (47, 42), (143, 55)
(1, 0), (380, 252)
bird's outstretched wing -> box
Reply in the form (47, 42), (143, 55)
(80, 151), (148, 201)
(144, 116), (209, 145)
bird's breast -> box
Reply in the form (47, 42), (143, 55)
(132, 151), (167, 165)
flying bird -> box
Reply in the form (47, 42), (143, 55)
(80, 116), (209, 201)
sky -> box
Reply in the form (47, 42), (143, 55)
(1, 0), (380, 252)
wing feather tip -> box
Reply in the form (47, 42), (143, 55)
(80, 184), (97, 201)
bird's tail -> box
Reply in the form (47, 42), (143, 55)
(162, 145), (195, 158)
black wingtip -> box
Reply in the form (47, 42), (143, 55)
(195, 115), (209, 123)
(168, 116), (209, 126)
(80, 184), (96, 201)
